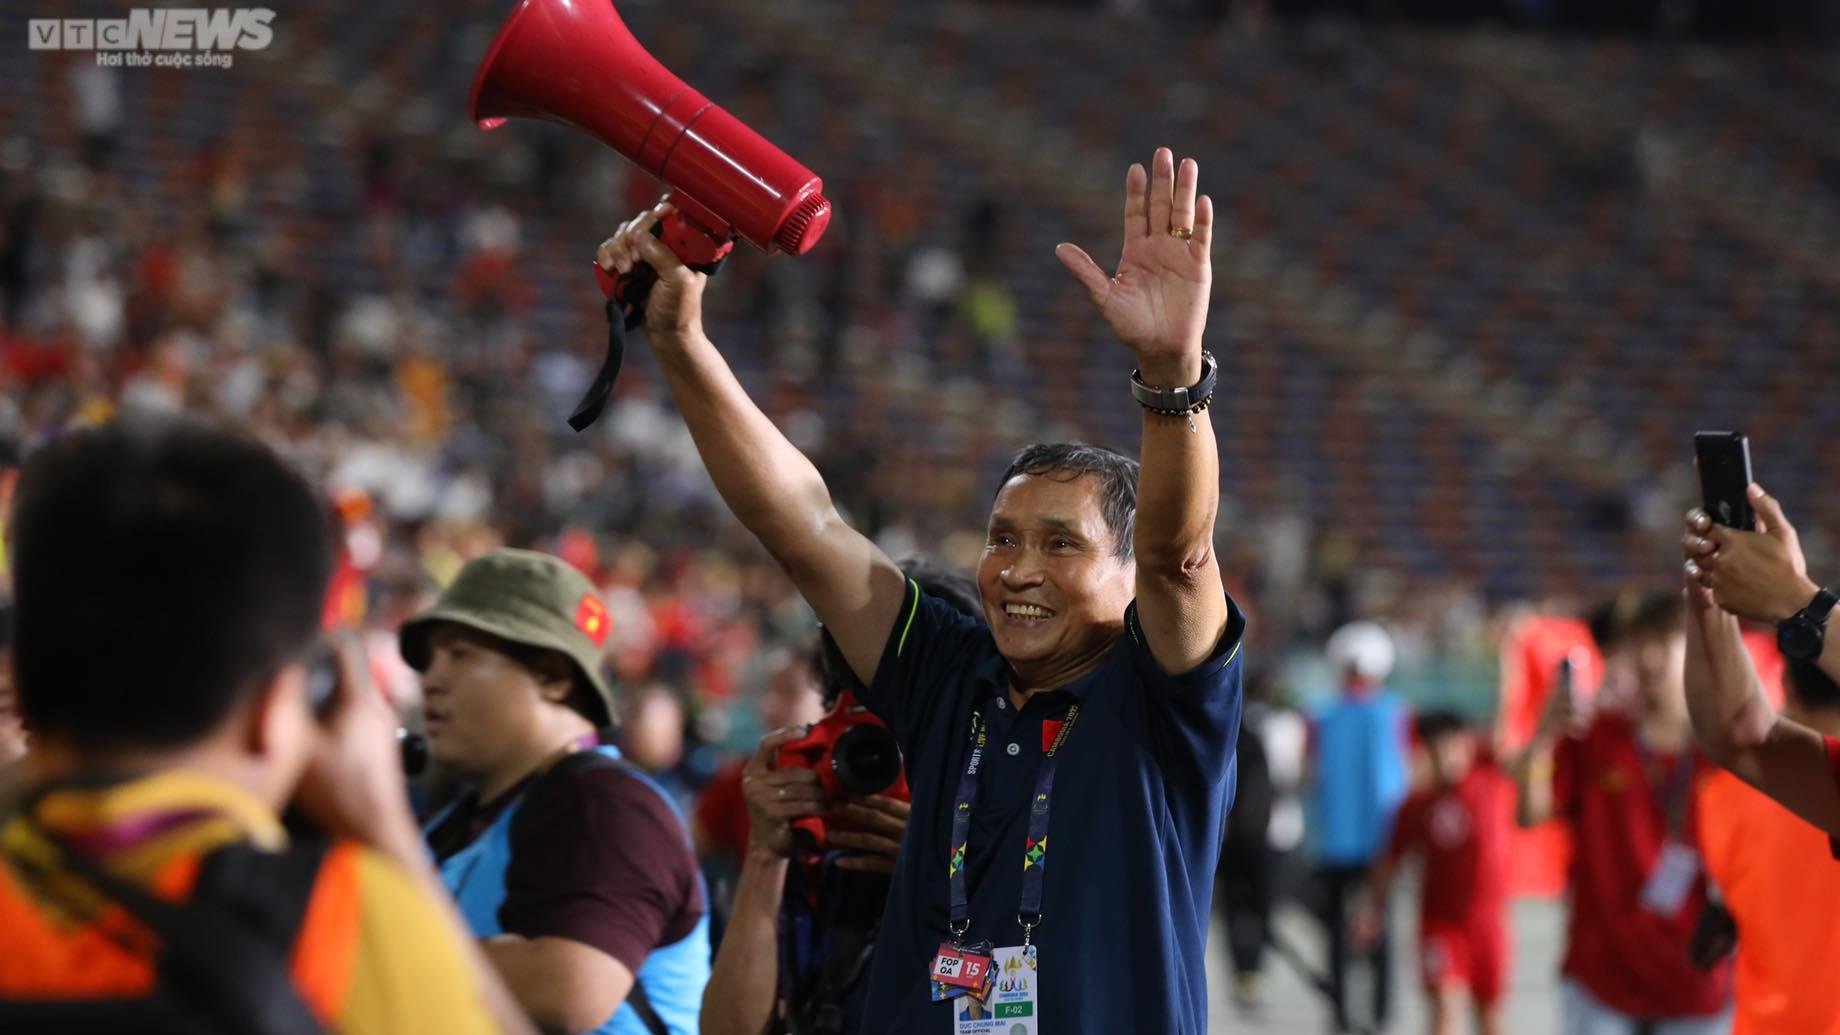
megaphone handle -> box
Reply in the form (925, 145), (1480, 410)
(570, 252), (728, 433)
(612, 263), (660, 332)
(568, 297), (631, 432)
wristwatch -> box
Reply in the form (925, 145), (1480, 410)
(1778, 587), (1839, 662)
(1131, 352), (1217, 416)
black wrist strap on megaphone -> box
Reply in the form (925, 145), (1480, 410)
(567, 226), (728, 432)
(568, 298), (632, 432)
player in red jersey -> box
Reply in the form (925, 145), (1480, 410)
(1353, 711), (1513, 1035)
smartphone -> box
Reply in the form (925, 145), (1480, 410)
(1695, 431), (1754, 531)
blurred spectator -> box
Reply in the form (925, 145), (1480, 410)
(68, 60), (121, 171)
(1214, 662), (1317, 1009)
(0, 606), (20, 801)
(694, 647), (828, 890)
(1355, 711), (1515, 1035)
(619, 680), (696, 810)
(1216, 665), (1282, 1014)
(0, 397), (18, 759)
(1514, 589), (1731, 1035)
(1310, 620), (1411, 1035)
(1261, 674), (1311, 871)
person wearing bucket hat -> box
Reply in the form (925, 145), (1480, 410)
(411, 549), (710, 1035)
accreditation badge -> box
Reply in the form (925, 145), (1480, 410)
(952, 944), (1037, 1035)
(930, 941), (995, 1002)
(1640, 839), (1700, 918)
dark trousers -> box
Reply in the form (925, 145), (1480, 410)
(1220, 845), (1278, 977)
(1318, 862), (1391, 1033)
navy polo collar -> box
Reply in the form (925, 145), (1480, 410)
(970, 632), (1122, 705)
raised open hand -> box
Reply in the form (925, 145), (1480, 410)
(1056, 147), (1213, 374)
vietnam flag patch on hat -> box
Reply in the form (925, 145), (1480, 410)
(575, 593), (610, 647)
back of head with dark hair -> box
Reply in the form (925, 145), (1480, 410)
(1415, 710), (1469, 743)
(1787, 657), (1840, 714)
(11, 417), (336, 753)
(812, 558), (982, 706)
(1588, 588), (1685, 654)
(996, 443), (1140, 559)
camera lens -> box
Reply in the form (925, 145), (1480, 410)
(831, 724), (901, 795)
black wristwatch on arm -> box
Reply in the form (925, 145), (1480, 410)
(1130, 352), (1218, 417)
(1778, 587), (1839, 662)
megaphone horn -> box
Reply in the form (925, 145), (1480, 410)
(470, 0), (833, 430)
(470, 0), (831, 259)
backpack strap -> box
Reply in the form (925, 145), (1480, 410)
(196, 837), (331, 956)
(0, 823), (330, 1035)
(512, 750), (672, 1035)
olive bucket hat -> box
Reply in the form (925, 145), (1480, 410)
(399, 548), (616, 727)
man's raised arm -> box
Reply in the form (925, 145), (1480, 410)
(597, 205), (906, 685)
(1057, 148), (1228, 672)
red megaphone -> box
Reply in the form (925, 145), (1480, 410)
(470, 0), (833, 428)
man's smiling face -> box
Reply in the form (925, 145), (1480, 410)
(976, 472), (1135, 673)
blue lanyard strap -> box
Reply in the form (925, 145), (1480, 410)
(1635, 740), (1696, 836)
(946, 697), (1080, 945)
(946, 707), (988, 938)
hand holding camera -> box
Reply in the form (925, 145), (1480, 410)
(291, 635), (424, 865)
(742, 727), (827, 859)
(774, 691), (910, 858)
(745, 692), (912, 870)
(826, 796), (909, 875)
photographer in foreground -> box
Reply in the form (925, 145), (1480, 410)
(703, 562), (980, 1035)
(0, 417), (529, 1035)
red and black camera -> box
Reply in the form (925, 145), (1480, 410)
(776, 690), (909, 855)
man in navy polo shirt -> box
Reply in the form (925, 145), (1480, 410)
(596, 146), (1243, 1034)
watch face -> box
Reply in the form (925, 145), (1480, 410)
(1781, 619), (1822, 662)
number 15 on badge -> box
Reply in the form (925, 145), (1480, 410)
(952, 945), (1038, 1035)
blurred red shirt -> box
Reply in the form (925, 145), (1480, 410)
(694, 760), (750, 865)
(1387, 760), (1514, 930)
(1553, 714), (1731, 1019)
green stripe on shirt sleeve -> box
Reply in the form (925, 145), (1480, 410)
(1221, 639), (1243, 670)
(894, 578), (922, 658)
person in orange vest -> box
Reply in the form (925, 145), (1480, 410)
(1698, 655), (1840, 1035)
(0, 416), (531, 1035)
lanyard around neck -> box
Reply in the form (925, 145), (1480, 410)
(946, 695), (1080, 947)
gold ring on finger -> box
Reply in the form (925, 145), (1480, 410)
(1168, 226), (1194, 240)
